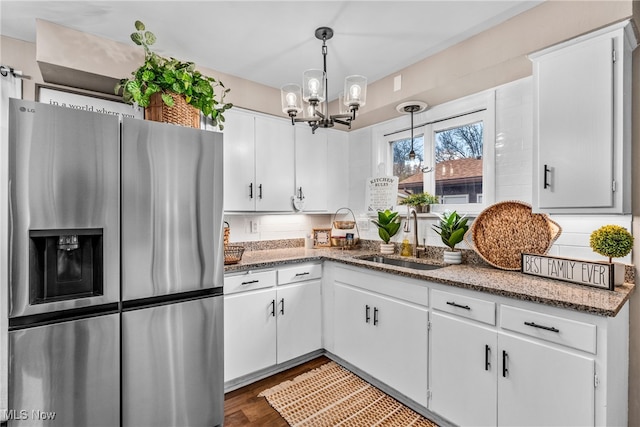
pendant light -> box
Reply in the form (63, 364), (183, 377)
(397, 101), (431, 173)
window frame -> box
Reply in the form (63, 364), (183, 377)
(387, 92), (495, 216)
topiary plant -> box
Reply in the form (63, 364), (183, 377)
(589, 225), (633, 263)
(371, 210), (401, 244)
(115, 20), (232, 129)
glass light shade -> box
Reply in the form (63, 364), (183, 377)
(337, 92), (349, 114)
(281, 84), (303, 114)
(344, 75), (367, 108)
(303, 69), (325, 103)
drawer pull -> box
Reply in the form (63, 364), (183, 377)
(446, 301), (471, 310)
(295, 272), (310, 277)
(241, 279), (259, 285)
(524, 321), (560, 333)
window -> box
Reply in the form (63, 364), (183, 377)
(434, 121), (484, 204)
(392, 133), (425, 199)
(380, 90), (494, 214)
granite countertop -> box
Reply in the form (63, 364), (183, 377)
(224, 247), (635, 317)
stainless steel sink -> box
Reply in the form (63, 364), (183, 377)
(358, 255), (443, 271)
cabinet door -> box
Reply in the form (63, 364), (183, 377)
(276, 280), (322, 363)
(333, 283), (376, 369)
(334, 283), (428, 406)
(430, 312), (497, 426)
(498, 334), (595, 427)
(224, 288), (277, 381)
(370, 292), (428, 406)
(535, 36), (613, 209)
(295, 127), (328, 211)
(223, 109), (256, 211)
(255, 116), (294, 211)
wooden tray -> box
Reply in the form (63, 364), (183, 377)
(464, 200), (561, 271)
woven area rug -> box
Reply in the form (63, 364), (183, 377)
(258, 361), (438, 427)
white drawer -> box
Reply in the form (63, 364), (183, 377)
(225, 270), (276, 295)
(431, 289), (496, 325)
(278, 263), (322, 285)
(500, 305), (596, 354)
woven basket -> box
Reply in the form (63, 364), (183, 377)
(464, 200), (562, 271)
(145, 92), (201, 128)
(224, 245), (245, 265)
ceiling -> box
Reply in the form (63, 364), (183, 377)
(1, 1), (543, 101)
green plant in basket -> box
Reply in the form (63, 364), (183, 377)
(589, 225), (633, 263)
(115, 20), (232, 129)
(371, 210), (401, 244)
(432, 210), (469, 251)
(399, 192), (439, 207)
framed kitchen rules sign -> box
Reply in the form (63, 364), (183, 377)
(521, 253), (624, 290)
(365, 176), (398, 212)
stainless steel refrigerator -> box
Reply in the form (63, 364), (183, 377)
(7, 99), (224, 427)
(120, 117), (224, 427)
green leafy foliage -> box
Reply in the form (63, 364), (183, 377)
(115, 20), (232, 129)
(371, 210), (401, 244)
(432, 210), (469, 251)
(399, 192), (439, 206)
(589, 225), (633, 262)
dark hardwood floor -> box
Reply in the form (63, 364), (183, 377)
(224, 356), (331, 426)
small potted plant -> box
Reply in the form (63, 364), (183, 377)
(589, 225), (633, 285)
(371, 209), (401, 254)
(115, 21), (233, 129)
(399, 192), (439, 213)
(432, 210), (469, 264)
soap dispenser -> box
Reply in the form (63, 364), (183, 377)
(400, 222), (412, 257)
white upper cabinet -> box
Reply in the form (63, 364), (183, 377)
(223, 108), (294, 212)
(294, 127), (328, 212)
(530, 20), (636, 213)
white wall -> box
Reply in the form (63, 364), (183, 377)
(224, 214), (333, 243)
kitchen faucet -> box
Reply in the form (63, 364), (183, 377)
(409, 208), (427, 258)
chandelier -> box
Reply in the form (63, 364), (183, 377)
(281, 27), (367, 134)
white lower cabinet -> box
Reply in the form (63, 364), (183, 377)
(429, 288), (604, 427)
(430, 312), (498, 426)
(332, 268), (429, 406)
(497, 334), (594, 427)
(224, 265), (322, 384)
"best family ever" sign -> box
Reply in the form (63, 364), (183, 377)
(521, 253), (623, 290)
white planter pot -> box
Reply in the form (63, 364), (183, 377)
(443, 250), (462, 264)
(380, 243), (395, 255)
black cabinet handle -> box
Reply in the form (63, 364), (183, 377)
(258, 184), (263, 199)
(270, 300), (276, 317)
(524, 321), (559, 333)
(249, 183), (253, 199)
(295, 272), (310, 277)
(543, 164), (551, 189)
(373, 307), (379, 326)
(502, 350), (509, 378)
(485, 345), (491, 371)
(446, 301), (471, 310)
(279, 298), (285, 315)
(241, 279), (259, 285)
(365, 305), (370, 323)
(298, 187), (305, 200)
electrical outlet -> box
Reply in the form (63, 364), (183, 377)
(251, 221), (259, 233)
